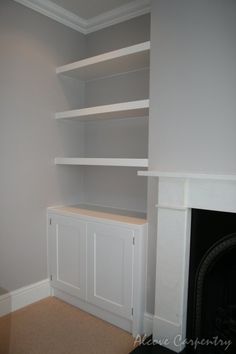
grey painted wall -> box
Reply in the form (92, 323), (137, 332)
(84, 69), (149, 107)
(0, 0), (86, 292)
(145, 0), (236, 314)
(83, 166), (148, 212)
(149, 0), (236, 173)
(86, 14), (151, 56)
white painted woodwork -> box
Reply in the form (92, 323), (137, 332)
(48, 204), (147, 225)
(139, 173), (236, 352)
(48, 215), (87, 300)
(138, 170), (236, 181)
(14, 0), (151, 34)
(56, 41), (150, 80)
(0, 280), (50, 317)
(51, 39), (150, 333)
(55, 99), (149, 121)
(47, 204), (148, 335)
(87, 222), (133, 319)
(53, 287), (133, 332)
(55, 158), (149, 167)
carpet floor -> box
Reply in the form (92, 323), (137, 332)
(0, 297), (135, 354)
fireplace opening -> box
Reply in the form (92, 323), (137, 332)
(186, 209), (236, 353)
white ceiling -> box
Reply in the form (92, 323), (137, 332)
(50, 0), (136, 19)
(14, 0), (151, 34)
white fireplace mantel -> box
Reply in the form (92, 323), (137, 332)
(138, 170), (236, 181)
(139, 170), (236, 352)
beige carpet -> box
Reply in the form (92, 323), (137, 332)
(0, 297), (135, 354)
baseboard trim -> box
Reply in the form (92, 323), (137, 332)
(0, 279), (50, 317)
(0, 281), (153, 336)
(143, 312), (153, 335)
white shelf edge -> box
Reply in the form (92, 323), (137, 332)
(48, 204), (147, 226)
(55, 99), (149, 120)
(137, 170), (236, 181)
(56, 41), (150, 75)
(55, 158), (149, 167)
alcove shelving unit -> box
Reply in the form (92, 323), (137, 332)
(50, 40), (150, 335)
(55, 41), (150, 168)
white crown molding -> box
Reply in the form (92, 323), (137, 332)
(14, 0), (151, 34)
(88, 0), (151, 34)
(14, 0), (88, 33)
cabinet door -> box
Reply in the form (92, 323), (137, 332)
(48, 215), (86, 300)
(87, 222), (134, 319)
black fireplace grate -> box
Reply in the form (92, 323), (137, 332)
(214, 305), (236, 353)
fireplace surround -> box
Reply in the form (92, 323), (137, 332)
(138, 171), (236, 353)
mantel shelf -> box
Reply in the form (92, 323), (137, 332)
(137, 170), (236, 181)
(55, 158), (148, 168)
(56, 41), (150, 80)
(55, 99), (149, 121)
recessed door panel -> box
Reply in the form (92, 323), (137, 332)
(87, 222), (133, 319)
(49, 216), (86, 300)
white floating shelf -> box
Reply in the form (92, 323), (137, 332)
(55, 99), (149, 121)
(56, 41), (150, 80)
(55, 158), (148, 168)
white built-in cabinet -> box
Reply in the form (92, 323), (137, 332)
(48, 205), (147, 335)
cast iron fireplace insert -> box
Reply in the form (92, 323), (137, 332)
(186, 209), (236, 353)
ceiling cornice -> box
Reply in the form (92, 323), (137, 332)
(14, 0), (88, 33)
(87, 0), (151, 33)
(14, 0), (151, 34)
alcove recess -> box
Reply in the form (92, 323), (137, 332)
(55, 41), (150, 213)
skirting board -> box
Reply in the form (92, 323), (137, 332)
(0, 280), (153, 336)
(0, 279), (51, 317)
(143, 312), (154, 336)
